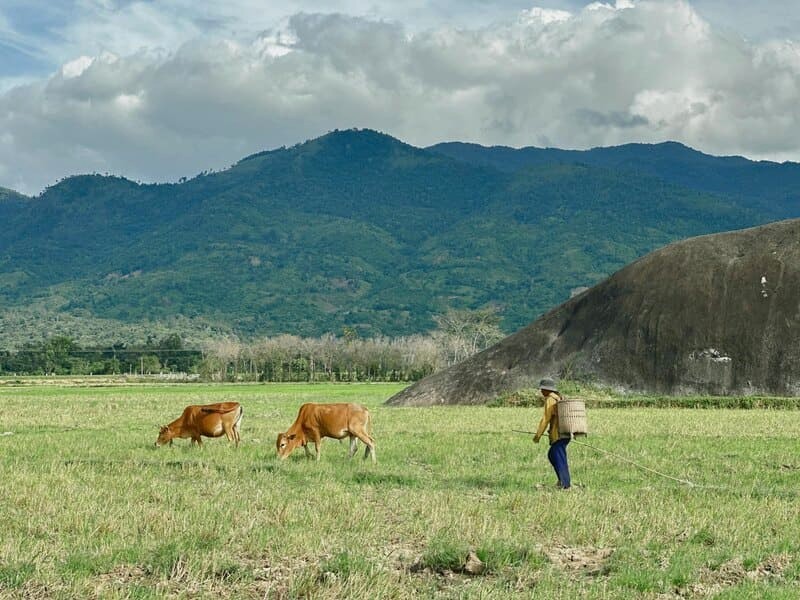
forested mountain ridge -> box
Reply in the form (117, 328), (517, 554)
(0, 186), (27, 201)
(0, 129), (794, 348)
(428, 140), (800, 219)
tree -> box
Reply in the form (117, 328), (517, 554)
(202, 338), (242, 381)
(433, 307), (505, 366)
(40, 336), (76, 374)
(139, 355), (161, 374)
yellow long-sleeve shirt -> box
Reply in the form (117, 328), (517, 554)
(535, 391), (562, 444)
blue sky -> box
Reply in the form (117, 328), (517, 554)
(1, 0), (799, 193)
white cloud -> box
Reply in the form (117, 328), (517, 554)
(1, 1), (800, 194)
(520, 7), (573, 25)
(60, 55), (96, 79)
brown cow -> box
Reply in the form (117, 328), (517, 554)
(276, 402), (376, 462)
(155, 402), (243, 447)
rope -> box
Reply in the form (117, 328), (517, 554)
(574, 439), (788, 495)
(513, 428), (710, 488)
(571, 438), (702, 488)
(518, 431), (793, 496)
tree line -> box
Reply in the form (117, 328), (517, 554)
(0, 309), (505, 381)
(0, 334), (197, 377)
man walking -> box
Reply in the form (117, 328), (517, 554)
(533, 377), (571, 489)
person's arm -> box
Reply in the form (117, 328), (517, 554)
(533, 396), (554, 442)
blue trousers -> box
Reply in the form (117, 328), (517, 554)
(547, 438), (571, 489)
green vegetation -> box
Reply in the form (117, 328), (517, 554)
(0, 308), (502, 379)
(429, 140), (800, 220)
(0, 334), (200, 377)
(1, 129), (790, 348)
(1, 382), (798, 598)
(492, 383), (800, 410)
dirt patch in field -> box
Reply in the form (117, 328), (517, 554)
(14, 580), (56, 600)
(239, 555), (314, 600)
(542, 544), (614, 576)
(380, 536), (424, 567)
(104, 565), (148, 584)
(93, 560), (250, 599)
(666, 553), (791, 598)
(93, 565), (148, 594)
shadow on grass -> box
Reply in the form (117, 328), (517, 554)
(347, 471), (528, 491)
(15, 425), (153, 435)
(454, 475), (529, 492)
(351, 471), (418, 487)
(250, 464), (278, 473)
(742, 487), (799, 500)
(63, 458), (232, 473)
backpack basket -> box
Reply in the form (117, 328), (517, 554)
(557, 397), (588, 437)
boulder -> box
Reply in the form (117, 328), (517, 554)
(387, 219), (800, 405)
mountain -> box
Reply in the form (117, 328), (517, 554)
(0, 129), (794, 348)
(0, 186), (28, 220)
(428, 141), (800, 219)
(0, 186), (27, 200)
(387, 218), (800, 403)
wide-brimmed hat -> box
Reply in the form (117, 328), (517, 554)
(538, 377), (558, 392)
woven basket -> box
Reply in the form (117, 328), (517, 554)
(557, 397), (588, 437)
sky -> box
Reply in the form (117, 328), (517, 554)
(1, 0), (799, 195)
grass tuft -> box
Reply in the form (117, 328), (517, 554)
(418, 535), (467, 573)
(0, 563), (35, 589)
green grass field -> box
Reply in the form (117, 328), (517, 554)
(1, 382), (799, 599)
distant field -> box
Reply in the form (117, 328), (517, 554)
(1, 383), (799, 599)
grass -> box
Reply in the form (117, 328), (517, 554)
(0, 382), (799, 598)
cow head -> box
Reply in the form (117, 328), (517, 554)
(276, 432), (301, 459)
(155, 425), (174, 447)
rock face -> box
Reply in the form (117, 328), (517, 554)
(387, 219), (800, 405)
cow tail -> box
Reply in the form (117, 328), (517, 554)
(235, 405), (243, 428)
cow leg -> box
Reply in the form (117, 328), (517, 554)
(353, 429), (376, 463)
(233, 422), (241, 447)
(303, 443), (313, 459)
(348, 436), (359, 458)
(311, 436), (322, 461)
(192, 435), (203, 447)
(233, 407), (243, 447)
(364, 439), (376, 462)
(223, 420), (240, 447)
(223, 421), (235, 444)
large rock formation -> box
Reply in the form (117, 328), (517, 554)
(387, 219), (800, 405)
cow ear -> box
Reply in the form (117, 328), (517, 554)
(288, 434), (297, 440)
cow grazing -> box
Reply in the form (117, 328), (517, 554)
(155, 402), (243, 447)
(276, 402), (376, 462)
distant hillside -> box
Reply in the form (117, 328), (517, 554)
(0, 186), (27, 201)
(387, 218), (800, 403)
(428, 141), (800, 219)
(0, 186), (28, 222)
(0, 129), (793, 348)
